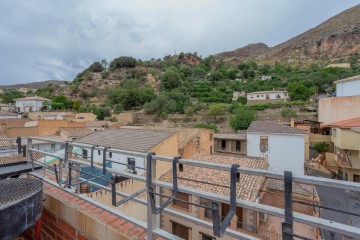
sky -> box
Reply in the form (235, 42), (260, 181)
(0, 0), (359, 85)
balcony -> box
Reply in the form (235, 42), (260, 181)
(335, 154), (352, 168)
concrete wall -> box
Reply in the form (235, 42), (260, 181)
(16, 99), (45, 112)
(214, 139), (247, 155)
(318, 96), (360, 125)
(115, 112), (134, 125)
(247, 133), (305, 175)
(28, 112), (66, 120)
(5, 127), (38, 137)
(38, 120), (86, 136)
(332, 128), (360, 151)
(247, 92), (289, 101)
(336, 79), (360, 97)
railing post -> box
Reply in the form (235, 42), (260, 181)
(146, 153), (157, 240)
(282, 171), (294, 240)
(17, 137), (21, 154)
(27, 138), (34, 170)
(103, 147), (108, 175)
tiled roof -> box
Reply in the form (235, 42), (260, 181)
(214, 133), (247, 140)
(75, 128), (177, 152)
(14, 96), (50, 101)
(85, 121), (113, 128)
(247, 120), (306, 135)
(159, 153), (268, 202)
(248, 90), (287, 94)
(0, 152), (45, 165)
(0, 134), (15, 148)
(328, 118), (360, 129)
(267, 179), (314, 197)
(178, 129), (200, 149)
(334, 75), (360, 84)
(60, 127), (94, 138)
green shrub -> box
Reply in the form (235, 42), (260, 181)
(193, 123), (218, 132)
(109, 56), (137, 69)
(313, 142), (329, 153)
(230, 108), (255, 130)
(281, 108), (298, 119)
(113, 103), (124, 114)
(100, 71), (110, 79)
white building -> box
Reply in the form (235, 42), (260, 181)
(0, 111), (21, 119)
(334, 75), (360, 97)
(261, 75), (272, 81)
(232, 91), (246, 101)
(15, 96), (51, 113)
(247, 90), (290, 102)
(246, 120), (306, 175)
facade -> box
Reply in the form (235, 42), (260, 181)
(334, 75), (360, 97)
(247, 90), (289, 102)
(0, 103), (13, 111)
(247, 120), (307, 175)
(0, 111), (21, 119)
(214, 133), (247, 155)
(75, 127), (214, 178)
(328, 118), (360, 182)
(261, 75), (272, 81)
(232, 91), (246, 102)
(30, 135), (65, 153)
(14, 96), (51, 113)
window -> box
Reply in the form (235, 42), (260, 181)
(173, 192), (189, 210)
(354, 175), (360, 183)
(200, 198), (212, 219)
(260, 136), (268, 152)
(82, 149), (88, 160)
(332, 128), (337, 137)
(236, 140), (241, 152)
(210, 146), (213, 154)
(201, 233), (215, 240)
(172, 222), (190, 240)
(210, 133), (213, 141)
(127, 158), (136, 172)
(51, 144), (55, 152)
(221, 140), (226, 150)
(276, 94), (281, 99)
(109, 151), (112, 158)
(98, 150), (101, 155)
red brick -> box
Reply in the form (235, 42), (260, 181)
(84, 204), (96, 212)
(58, 219), (76, 236)
(128, 227), (145, 238)
(91, 207), (103, 215)
(47, 221), (63, 236)
(63, 231), (76, 240)
(78, 233), (89, 240)
(75, 199), (86, 205)
(111, 219), (126, 228)
(119, 223), (134, 233)
(98, 211), (110, 220)
(43, 224), (56, 239)
(104, 214), (117, 224)
(79, 202), (91, 210)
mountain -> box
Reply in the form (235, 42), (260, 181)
(1, 80), (66, 89)
(216, 4), (360, 64)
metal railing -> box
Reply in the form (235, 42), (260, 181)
(17, 137), (360, 240)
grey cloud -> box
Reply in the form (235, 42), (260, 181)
(0, 0), (358, 85)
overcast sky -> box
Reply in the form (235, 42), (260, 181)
(0, 1), (359, 85)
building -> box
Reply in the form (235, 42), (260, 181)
(159, 153), (269, 240)
(328, 118), (360, 182)
(0, 103), (13, 111)
(0, 111), (21, 119)
(59, 127), (93, 141)
(0, 134), (17, 156)
(85, 120), (114, 131)
(14, 96), (51, 113)
(75, 127), (214, 177)
(232, 91), (246, 102)
(214, 133), (247, 155)
(247, 120), (307, 175)
(261, 75), (272, 81)
(247, 90), (290, 103)
(334, 75), (360, 97)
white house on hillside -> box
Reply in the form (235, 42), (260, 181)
(247, 90), (289, 102)
(334, 75), (360, 97)
(15, 96), (51, 113)
(247, 120), (307, 175)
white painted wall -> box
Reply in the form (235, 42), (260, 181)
(15, 100), (47, 112)
(33, 142), (64, 153)
(0, 114), (21, 119)
(78, 148), (145, 175)
(247, 91), (289, 101)
(336, 79), (360, 97)
(247, 133), (305, 175)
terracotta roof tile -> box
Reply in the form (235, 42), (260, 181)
(248, 120), (306, 135)
(0, 152), (44, 165)
(328, 118), (360, 129)
(0, 134), (15, 148)
(214, 133), (247, 140)
(14, 96), (50, 101)
(85, 121), (113, 128)
(159, 153), (268, 202)
(178, 129), (200, 149)
(267, 179), (314, 197)
(59, 127), (94, 138)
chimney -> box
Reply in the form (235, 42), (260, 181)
(290, 118), (295, 127)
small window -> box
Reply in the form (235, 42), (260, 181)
(210, 133), (213, 141)
(260, 136), (268, 152)
(276, 94), (281, 99)
(82, 149), (88, 159)
(51, 144), (55, 152)
(98, 150), (101, 155)
(109, 152), (112, 158)
(201, 233), (215, 240)
(200, 198), (212, 219)
(172, 222), (190, 240)
(173, 192), (189, 210)
(332, 128), (337, 137)
(221, 140), (226, 150)
(354, 175), (360, 183)
(236, 140), (241, 152)
(210, 146), (213, 154)
(127, 158), (136, 171)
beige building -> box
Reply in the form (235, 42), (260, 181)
(328, 118), (360, 182)
(214, 133), (247, 155)
(28, 112), (97, 122)
(59, 127), (94, 141)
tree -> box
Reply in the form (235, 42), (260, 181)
(160, 69), (182, 90)
(193, 123), (218, 132)
(113, 103), (124, 114)
(88, 62), (104, 72)
(109, 56), (137, 69)
(51, 95), (73, 110)
(237, 97), (247, 105)
(229, 108), (255, 130)
(287, 82), (313, 101)
(313, 142), (329, 154)
(96, 107), (111, 120)
(101, 59), (108, 69)
(72, 100), (82, 111)
(0, 89), (24, 104)
(207, 104), (226, 122)
(144, 95), (177, 117)
(184, 106), (194, 118)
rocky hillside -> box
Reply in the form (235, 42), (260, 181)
(216, 4), (360, 64)
(1, 80), (65, 89)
